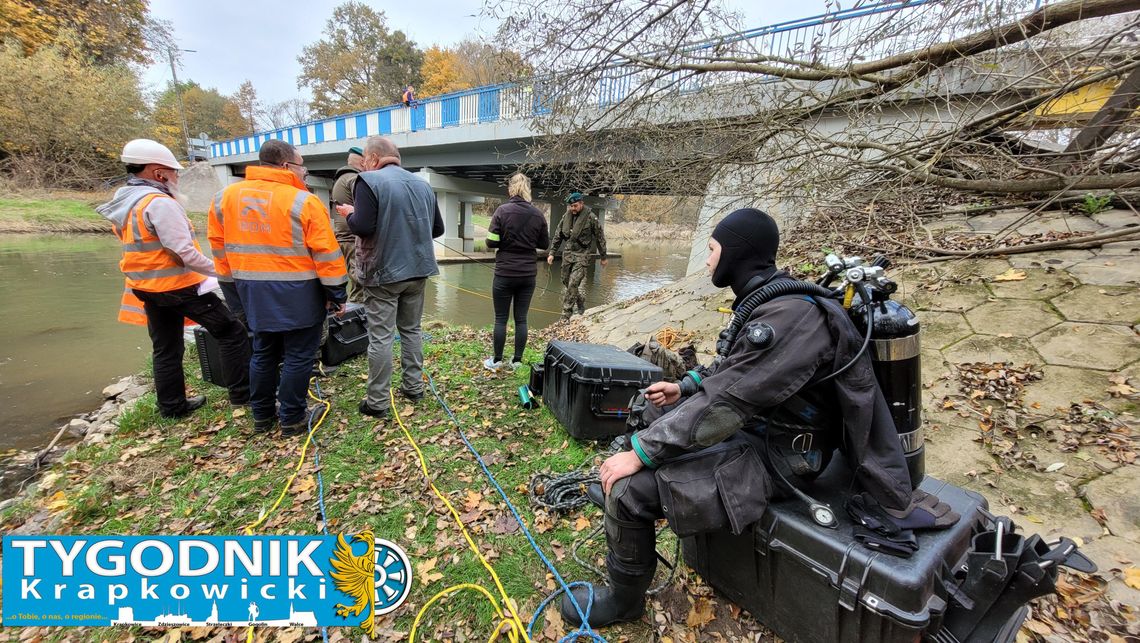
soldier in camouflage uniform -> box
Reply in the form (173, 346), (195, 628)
(547, 192), (607, 321)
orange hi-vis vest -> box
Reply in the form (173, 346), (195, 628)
(114, 192), (207, 293)
(116, 285), (194, 327)
(207, 165), (347, 287)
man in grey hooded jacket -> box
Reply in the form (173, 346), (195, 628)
(97, 139), (250, 418)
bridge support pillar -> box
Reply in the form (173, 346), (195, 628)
(437, 191), (462, 257)
(460, 201), (475, 253)
(687, 164), (800, 275)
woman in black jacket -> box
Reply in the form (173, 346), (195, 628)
(483, 173), (550, 370)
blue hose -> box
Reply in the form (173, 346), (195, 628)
(309, 379), (332, 643)
(425, 373), (607, 642)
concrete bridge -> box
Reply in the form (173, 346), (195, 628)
(207, 0), (1122, 262)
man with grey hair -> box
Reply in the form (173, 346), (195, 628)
(335, 136), (444, 419)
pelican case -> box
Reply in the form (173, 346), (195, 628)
(682, 468), (987, 643)
(543, 341), (663, 440)
(194, 304), (368, 386)
(321, 303), (368, 366)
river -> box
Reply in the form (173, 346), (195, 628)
(0, 233), (692, 452)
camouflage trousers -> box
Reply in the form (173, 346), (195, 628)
(560, 258), (589, 320)
(339, 240), (365, 304)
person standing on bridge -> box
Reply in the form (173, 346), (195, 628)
(483, 172), (550, 371)
(98, 139), (250, 419)
(335, 136), (444, 419)
(547, 192), (607, 321)
(208, 140), (348, 435)
(330, 146), (366, 303)
(402, 85), (416, 106)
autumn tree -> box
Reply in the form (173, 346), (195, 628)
(297, 1), (423, 117)
(224, 80), (262, 135)
(0, 0), (151, 65)
(0, 41), (148, 187)
(262, 98), (313, 129)
(452, 39), (530, 87)
(420, 46), (466, 96)
(151, 81), (242, 153)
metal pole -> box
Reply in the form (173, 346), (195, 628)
(168, 49), (193, 162)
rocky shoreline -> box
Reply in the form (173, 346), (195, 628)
(0, 374), (149, 508)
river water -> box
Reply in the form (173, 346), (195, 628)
(0, 234), (692, 451)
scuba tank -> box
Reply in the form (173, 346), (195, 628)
(850, 295), (925, 488)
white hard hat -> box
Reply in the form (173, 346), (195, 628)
(120, 139), (183, 170)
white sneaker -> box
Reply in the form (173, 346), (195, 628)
(483, 357), (504, 371)
(509, 361), (524, 371)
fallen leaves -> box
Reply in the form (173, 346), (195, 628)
(418, 557), (444, 586)
(1124, 567), (1140, 590)
(685, 597), (716, 628)
(992, 268), (1028, 282)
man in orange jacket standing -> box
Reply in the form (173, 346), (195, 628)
(98, 139), (250, 418)
(208, 140), (348, 435)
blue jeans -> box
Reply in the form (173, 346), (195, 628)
(250, 322), (322, 425)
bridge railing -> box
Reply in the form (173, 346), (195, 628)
(210, 0), (1046, 160)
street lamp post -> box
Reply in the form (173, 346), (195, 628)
(167, 47), (197, 162)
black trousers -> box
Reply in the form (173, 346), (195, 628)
(134, 286), (251, 416)
(491, 275), (536, 362)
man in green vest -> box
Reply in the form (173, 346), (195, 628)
(547, 192), (607, 321)
(330, 146), (365, 303)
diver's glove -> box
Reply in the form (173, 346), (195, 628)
(854, 525), (918, 558)
(847, 489), (960, 535)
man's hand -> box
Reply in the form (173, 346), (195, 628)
(600, 258), (608, 267)
(547, 254), (555, 265)
(335, 203), (354, 218)
(645, 381), (681, 407)
(600, 450), (645, 494)
(327, 302), (347, 318)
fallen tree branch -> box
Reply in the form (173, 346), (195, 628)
(916, 225), (1140, 259)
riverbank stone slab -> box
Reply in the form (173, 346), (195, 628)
(918, 311), (975, 349)
(1021, 365), (1117, 413)
(1077, 536), (1140, 607)
(967, 210), (1033, 233)
(986, 268), (1078, 300)
(943, 334), (1043, 366)
(1015, 214), (1103, 236)
(910, 282), (992, 313)
(1068, 256), (1140, 286)
(1007, 249), (1095, 270)
(1083, 466), (1140, 543)
(965, 299), (1061, 337)
(1031, 322), (1140, 371)
(1091, 208), (1140, 229)
(1051, 285), (1140, 325)
(1095, 238), (1140, 255)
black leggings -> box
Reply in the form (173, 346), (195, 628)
(492, 275), (536, 362)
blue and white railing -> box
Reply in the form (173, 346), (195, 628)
(210, 0), (1047, 160)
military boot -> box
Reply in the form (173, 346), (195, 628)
(561, 515), (656, 627)
(577, 297), (586, 316)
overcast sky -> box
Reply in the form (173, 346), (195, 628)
(142, 0), (833, 108)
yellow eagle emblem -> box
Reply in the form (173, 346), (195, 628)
(330, 529), (376, 637)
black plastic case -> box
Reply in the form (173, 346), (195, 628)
(321, 303), (368, 366)
(543, 341), (663, 440)
(683, 470), (987, 642)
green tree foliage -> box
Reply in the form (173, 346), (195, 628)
(0, 0), (151, 65)
(297, 1), (423, 117)
(151, 81), (248, 151)
(0, 41), (148, 187)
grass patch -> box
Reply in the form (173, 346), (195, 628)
(0, 325), (661, 641)
(0, 194), (109, 232)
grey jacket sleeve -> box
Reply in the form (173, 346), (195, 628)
(145, 198), (217, 277)
(631, 298), (833, 467)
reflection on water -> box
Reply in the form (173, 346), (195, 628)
(0, 234), (693, 451)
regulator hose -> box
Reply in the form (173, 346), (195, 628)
(718, 280), (843, 359)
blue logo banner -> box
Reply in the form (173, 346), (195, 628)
(2, 534), (411, 631)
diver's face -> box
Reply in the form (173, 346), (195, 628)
(705, 237), (722, 276)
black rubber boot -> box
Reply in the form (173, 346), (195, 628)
(561, 514), (656, 627)
(560, 570), (653, 627)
